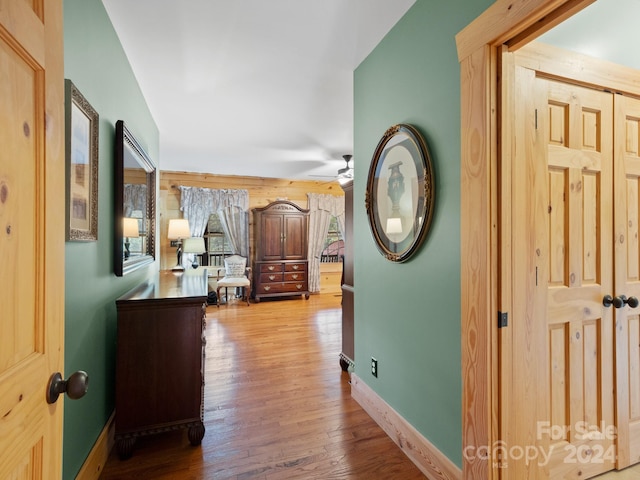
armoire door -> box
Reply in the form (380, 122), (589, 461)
(0, 0), (66, 478)
(505, 55), (617, 479)
(282, 214), (306, 260)
(261, 213), (284, 260)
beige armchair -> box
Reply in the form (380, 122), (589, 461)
(216, 255), (251, 307)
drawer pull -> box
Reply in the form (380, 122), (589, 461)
(296, 284), (303, 290)
(264, 286), (271, 291)
(292, 274), (299, 279)
(269, 275), (276, 281)
(268, 265), (275, 271)
(292, 265), (299, 270)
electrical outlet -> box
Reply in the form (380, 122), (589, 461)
(371, 357), (378, 378)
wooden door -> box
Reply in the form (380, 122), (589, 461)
(261, 213), (284, 260)
(282, 214), (306, 260)
(613, 93), (640, 469)
(0, 0), (65, 478)
(507, 61), (615, 478)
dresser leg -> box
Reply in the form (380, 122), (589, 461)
(116, 437), (136, 460)
(188, 422), (205, 446)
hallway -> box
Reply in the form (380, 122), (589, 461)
(99, 293), (425, 479)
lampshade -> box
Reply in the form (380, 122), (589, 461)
(182, 237), (206, 254)
(123, 217), (140, 238)
(167, 219), (190, 239)
(386, 217), (403, 234)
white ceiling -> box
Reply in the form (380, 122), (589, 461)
(102, 0), (416, 180)
(102, 0), (639, 182)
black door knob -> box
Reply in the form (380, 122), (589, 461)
(611, 295), (639, 309)
(46, 371), (89, 404)
(603, 295), (614, 307)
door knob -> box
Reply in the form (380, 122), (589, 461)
(622, 296), (640, 308)
(609, 295), (640, 309)
(602, 295), (639, 308)
(46, 371), (89, 404)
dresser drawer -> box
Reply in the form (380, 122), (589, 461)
(284, 271), (304, 282)
(260, 263), (284, 273)
(284, 262), (306, 272)
(260, 272), (283, 283)
(257, 282), (307, 295)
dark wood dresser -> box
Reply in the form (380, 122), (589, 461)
(253, 200), (310, 301)
(114, 271), (208, 459)
(340, 180), (354, 371)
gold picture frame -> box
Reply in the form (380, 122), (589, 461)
(65, 79), (99, 241)
(365, 124), (434, 262)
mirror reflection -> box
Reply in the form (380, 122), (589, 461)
(376, 133), (421, 246)
(366, 124), (434, 263)
(114, 120), (156, 276)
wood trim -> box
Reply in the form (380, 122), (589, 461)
(75, 413), (115, 480)
(350, 374), (462, 480)
(515, 41), (640, 96)
(460, 44), (496, 480)
(455, 0), (595, 61)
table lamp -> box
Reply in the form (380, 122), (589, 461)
(182, 237), (206, 269)
(167, 218), (191, 271)
(123, 217), (140, 260)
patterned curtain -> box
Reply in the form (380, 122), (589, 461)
(307, 193), (345, 293)
(178, 187), (249, 266)
(123, 183), (147, 217)
(218, 205), (249, 257)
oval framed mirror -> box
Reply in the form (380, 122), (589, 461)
(365, 123), (434, 263)
(114, 120), (157, 276)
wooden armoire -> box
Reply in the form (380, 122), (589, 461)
(252, 200), (310, 302)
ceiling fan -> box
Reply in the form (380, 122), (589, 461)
(310, 154), (354, 183)
(337, 154), (354, 181)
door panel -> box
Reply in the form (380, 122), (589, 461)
(614, 94), (640, 468)
(508, 60), (615, 478)
(542, 76), (615, 480)
(283, 215), (305, 260)
(0, 0), (65, 478)
(261, 214), (283, 260)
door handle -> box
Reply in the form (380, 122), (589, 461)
(618, 295), (640, 308)
(46, 371), (89, 404)
(603, 295), (639, 309)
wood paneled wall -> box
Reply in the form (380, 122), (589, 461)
(159, 170), (345, 294)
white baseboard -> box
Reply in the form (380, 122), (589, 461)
(75, 412), (115, 480)
(350, 373), (462, 480)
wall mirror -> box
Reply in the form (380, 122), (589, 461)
(114, 120), (157, 276)
(365, 123), (434, 263)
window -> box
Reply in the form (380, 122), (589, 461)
(204, 213), (232, 266)
(320, 216), (344, 263)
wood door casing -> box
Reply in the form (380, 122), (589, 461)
(0, 0), (65, 478)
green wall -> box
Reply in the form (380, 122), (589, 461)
(63, 1), (159, 478)
(353, 0), (492, 466)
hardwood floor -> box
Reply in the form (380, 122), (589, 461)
(99, 293), (425, 479)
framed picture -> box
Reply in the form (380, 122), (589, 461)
(365, 124), (434, 262)
(65, 79), (99, 241)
